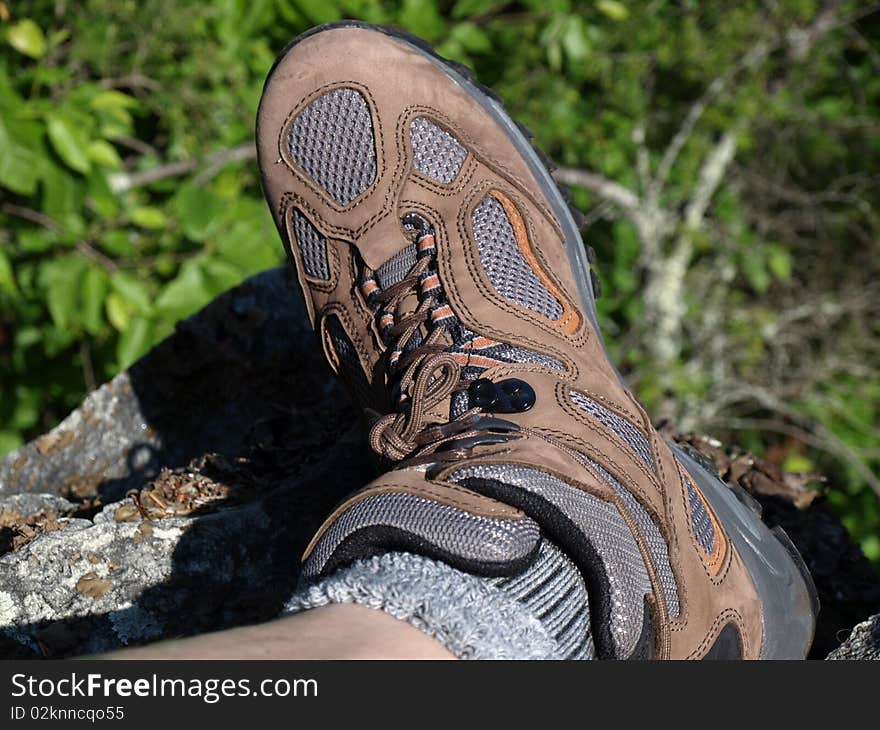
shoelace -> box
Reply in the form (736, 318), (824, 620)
(362, 216), (516, 463)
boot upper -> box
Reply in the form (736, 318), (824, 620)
(258, 24), (764, 659)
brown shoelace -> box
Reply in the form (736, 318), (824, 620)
(366, 255), (494, 462)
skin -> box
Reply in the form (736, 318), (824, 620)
(97, 604), (456, 660)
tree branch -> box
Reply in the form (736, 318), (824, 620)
(650, 43), (769, 201)
(1, 203), (61, 231)
(683, 129), (739, 227)
(552, 167), (641, 212)
(108, 142), (256, 193)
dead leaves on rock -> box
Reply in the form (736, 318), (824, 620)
(112, 453), (274, 526)
(0, 508), (68, 555)
(74, 572), (112, 599)
(674, 432), (826, 509)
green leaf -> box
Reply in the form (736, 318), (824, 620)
(87, 140), (122, 169)
(452, 0), (502, 19)
(449, 23), (492, 54)
(16, 229), (55, 254)
(782, 453), (814, 473)
(400, 0), (444, 40)
(39, 256), (87, 331)
(100, 230), (135, 257)
(0, 249), (17, 294)
(561, 15), (590, 62)
(172, 185), (225, 241)
(110, 272), (152, 315)
(597, 1), (629, 21)
(81, 266), (109, 335)
(105, 292), (130, 332)
(290, 0), (342, 24)
(41, 161), (85, 218)
(200, 257), (243, 296)
(155, 260), (211, 322)
(116, 316), (154, 369)
(129, 206), (168, 230)
(46, 115), (92, 174)
(89, 90), (139, 111)
(0, 119), (40, 195)
(87, 171), (119, 218)
(0, 431), (24, 457)
(6, 19), (47, 59)
(768, 247), (792, 282)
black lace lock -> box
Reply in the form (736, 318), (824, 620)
(468, 378), (536, 413)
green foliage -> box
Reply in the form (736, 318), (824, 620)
(1, 1), (878, 558)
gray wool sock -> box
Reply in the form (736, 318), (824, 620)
(284, 541), (594, 660)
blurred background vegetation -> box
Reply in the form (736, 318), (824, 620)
(1, 1), (878, 558)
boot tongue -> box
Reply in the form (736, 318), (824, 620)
(375, 245), (417, 289)
(375, 244), (422, 337)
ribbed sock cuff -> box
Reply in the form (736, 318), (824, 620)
(284, 550), (568, 660)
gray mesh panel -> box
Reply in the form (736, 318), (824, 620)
(325, 316), (371, 406)
(684, 473), (716, 555)
(410, 117), (468, 184)
(579, 456), (679, 616)
(492, 345), (565, 370)
(451, 464), (652, 658)
(376, 244), (418, 289)
(288, 88), (377, 205)
(472, 195), (563, 320)
(292, 209), (329, 280)
(303, 491), (540, 579)
(570, 391), (654, 469)
(493, 540), (594, 659)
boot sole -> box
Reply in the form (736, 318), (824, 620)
(261, 20), (819, 659)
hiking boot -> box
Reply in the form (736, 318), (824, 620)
(257, 22), (817, 659)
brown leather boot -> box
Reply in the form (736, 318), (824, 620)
(257, 22), (817, 659)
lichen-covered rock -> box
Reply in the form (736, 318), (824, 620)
(827, 614), (880, 660)
(0, 267), (373, 657)
(0, 266), (877, 659)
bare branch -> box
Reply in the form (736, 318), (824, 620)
(651, 43), (769, 201)
(1, 203), (61, 231)
(683, 129), (739, 227)
(632, 122), (651, 193)
(651, 1), (851, 201)
(192, 143), (259, 186)
(75, 241), (119, 273)
(108, 142), (256, 194)
(99, 74), (161, 91)
(786, 0), (845, 60)
(553, 167), (641, 212)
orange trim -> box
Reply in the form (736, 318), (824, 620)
(323, 328), (340, 371)
(430, 304), (454, 322)
(491, 191), (581, 335)
(452, 353), (505, 369)
(361, 280), (379, 297)
(679, 465), (728, 576)
(418, 234), (435, 253)
(420, 274), (440, 291)
(461, 336), (500, 351)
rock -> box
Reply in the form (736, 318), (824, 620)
(827, 614), (880, 660)
(0, 266), (877, 659)
(0, 267), (373, 657)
